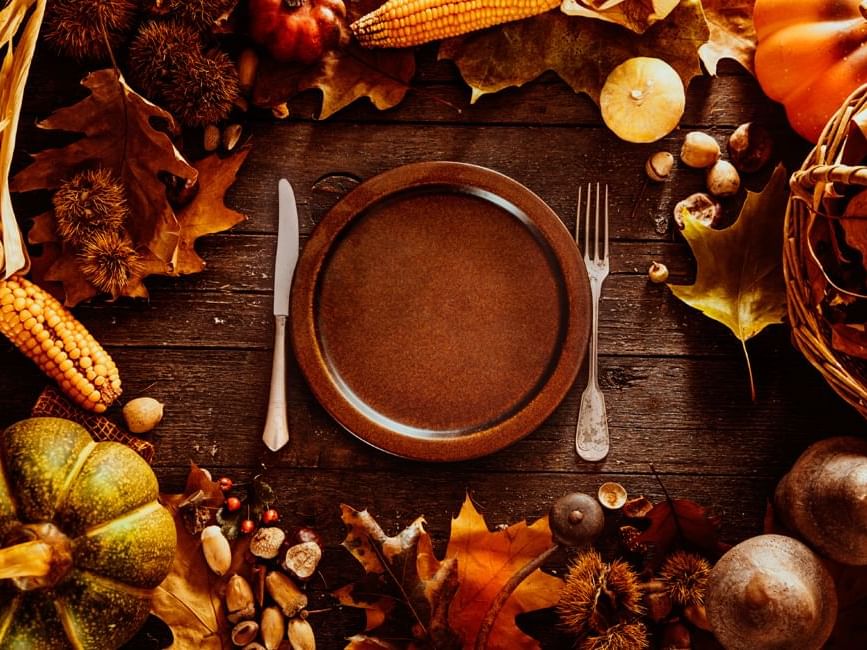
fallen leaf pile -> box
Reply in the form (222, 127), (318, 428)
(12, 69), (249, 306)
(669, 164), (789, 399)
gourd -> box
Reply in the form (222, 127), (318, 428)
(754, 0), (867, 143)
(0, 417), (176, 648)
(248, 0), (347, 65)
(775, 436), (867, 565)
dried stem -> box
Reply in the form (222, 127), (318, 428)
(0, 540), (53, 580)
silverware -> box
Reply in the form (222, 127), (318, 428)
(575, 182), (610, 462)
(262, 179), (300, 452)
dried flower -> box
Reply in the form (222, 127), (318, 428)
(77, 230), (141, 295)
(162, 50), (240, 127)
(156, 0), (237, 31)
(558, 550), (644, 638)
(53, 169), (128, 245)
(659, 551), (711, 607)
(127, 20), (201, 99)
(581, 622), (649, 650)
(43, 0), (139, 62)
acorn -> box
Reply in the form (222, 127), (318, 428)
(122, 397), (165, 433)
(265, 571), (307, 617)
(43, 0), (139, 62)
(77, 230), (142, 296)
(53, 169), (128, 245)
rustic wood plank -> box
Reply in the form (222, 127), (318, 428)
(1, 346), (862, 477)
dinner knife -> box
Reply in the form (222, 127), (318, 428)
(262, 179), (300, 452)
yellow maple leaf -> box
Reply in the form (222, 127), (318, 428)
(446, 496), (563, 650)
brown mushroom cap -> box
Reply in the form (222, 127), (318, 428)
(706, 534), (837, 650)
(775, 436), (867, 565)
(549, 492), (604, 547)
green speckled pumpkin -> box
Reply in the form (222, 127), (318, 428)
(0, 417), (176, 649)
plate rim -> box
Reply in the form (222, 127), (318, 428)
(290, 161), (591, 461)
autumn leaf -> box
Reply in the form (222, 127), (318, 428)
(12, 68), (196, 263)
(438, 0), (708, 105)
(446, 496), (563, 650)
(633, 499), (728, 562)
(560, 0), (680, 34)
(252, 0), (414, 117)
(669, 164), (789, 399)
(698, 0), (757, 75)
(335, 505), (461, 649)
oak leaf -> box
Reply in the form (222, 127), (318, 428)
(153, 464), (233, 650)
(335, 505), (461, 650)
(446, 496), (563, 650)
(669, 164), (789, 399)
(698, 0), (757, 75)
(438, 0), (707, 105)
(560, 0), (680, 34)
(252, 0), (414, 118)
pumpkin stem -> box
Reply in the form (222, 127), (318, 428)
(0, 539), (53, 580)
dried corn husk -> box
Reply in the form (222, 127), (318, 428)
(0, 0), (44, 279)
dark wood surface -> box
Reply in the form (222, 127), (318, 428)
(3, 48), (866, 648)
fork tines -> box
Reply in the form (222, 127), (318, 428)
(575, 182), (609, 263)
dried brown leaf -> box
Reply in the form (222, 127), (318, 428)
(439, 0), (707, 105)
(698, 0), (756, 75)
(560, 0), (680, 34)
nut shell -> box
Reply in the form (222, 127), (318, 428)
(673, 193), (721, 230)
(646, 151), (674, 182)
(680, 131), (720, 168)
(706, 534), (837, 650)
(122, 397), (164, 433)
(706, 160), (740, 197)
(775, 436), (867, 564)
(728, 122), (773, 173)
(549, 492), (604, 547)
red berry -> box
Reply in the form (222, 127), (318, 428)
(226, 496), (241, 512)
(218, 477), (233, 492)
(262, 508), (279, 524)
(240, 519), (256, 534)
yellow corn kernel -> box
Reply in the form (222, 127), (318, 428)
(0, 276), (122, 413)
(351, 0), (560, 48)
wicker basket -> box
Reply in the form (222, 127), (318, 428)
(785, 83), (867, 418)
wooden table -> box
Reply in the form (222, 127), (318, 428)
(3, 49), (866, 647)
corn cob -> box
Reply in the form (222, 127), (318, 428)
(351, 0), (561, 48)
(0, 276), (121, 413)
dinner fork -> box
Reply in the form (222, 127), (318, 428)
(575, 182), (610, 462)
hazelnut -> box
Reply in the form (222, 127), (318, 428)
(673, 193), (721, 229)
(706, 160), (740, 197)
(249, 527), (285, 559)
(728, 122), (773, 173)
(680, 131), (720, 168)
(648, 261), (669, 284)
(646, 151), (674, 182)
(597, 482), (627, 509)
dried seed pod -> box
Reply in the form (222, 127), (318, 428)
(43, 0), (138, 62)
(226, 574), (256, 623)
(250, 527), (286, 559)
(162, 50), (240, 127)
(223, 124), (242, 151)
(287, 616), (316, 650)
(282, 542), (322, 581)
(53, 168), (129, 245)
(77, 230), (141, 296)
(648, 261), (669, 284)
(122, 397), (164, 433)
(127, 21), (201, 99)
(646, 151), (674, 182)
(597, 482), (627, 510)
(673, 193), (722, 230)
(231, 620), (259, 646)
(265, 571), (307, 617)
(549, 492), (604, 547)
(680, 131), (720, 168)
(260, 606), (285, 650)
(660, 551), (711, 608)
(204, 124), (221, 152)
(238, 48), (258, 92)
(728, 122), (773, 173)
(201, 525), (231, 575)
(706, 160), (740, 197)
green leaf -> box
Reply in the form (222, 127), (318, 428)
(669, 164), (789, 399)
(438, 0), (708, 105)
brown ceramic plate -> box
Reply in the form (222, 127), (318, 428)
(291, 162), (590, 461)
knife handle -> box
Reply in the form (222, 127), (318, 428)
(263, 315), (289, 451)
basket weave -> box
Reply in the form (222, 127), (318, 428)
(785, 83), (867, 418)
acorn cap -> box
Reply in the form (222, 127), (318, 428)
(706, 534), (837, 650)
(775, 436), (867, 565)
(549, 492), (604, 547)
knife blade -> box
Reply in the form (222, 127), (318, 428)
(262, 179), (299, 451)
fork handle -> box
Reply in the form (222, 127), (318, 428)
(576, 386), (609, 461)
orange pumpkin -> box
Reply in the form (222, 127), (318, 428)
(754, 0), (867, 143)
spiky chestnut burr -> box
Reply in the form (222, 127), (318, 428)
(127, 20), (201, 99)
(53, 169), (128, 245)
(659, 551), (711, 608)
(581, 622), (649, 650)
(155, 0), (237, 31)
(161, 50), (240, 127)
(43, 0), (139, 62)
(77, 230), (141, 295)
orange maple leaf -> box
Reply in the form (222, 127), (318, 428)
(446, 496), (563, 650)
